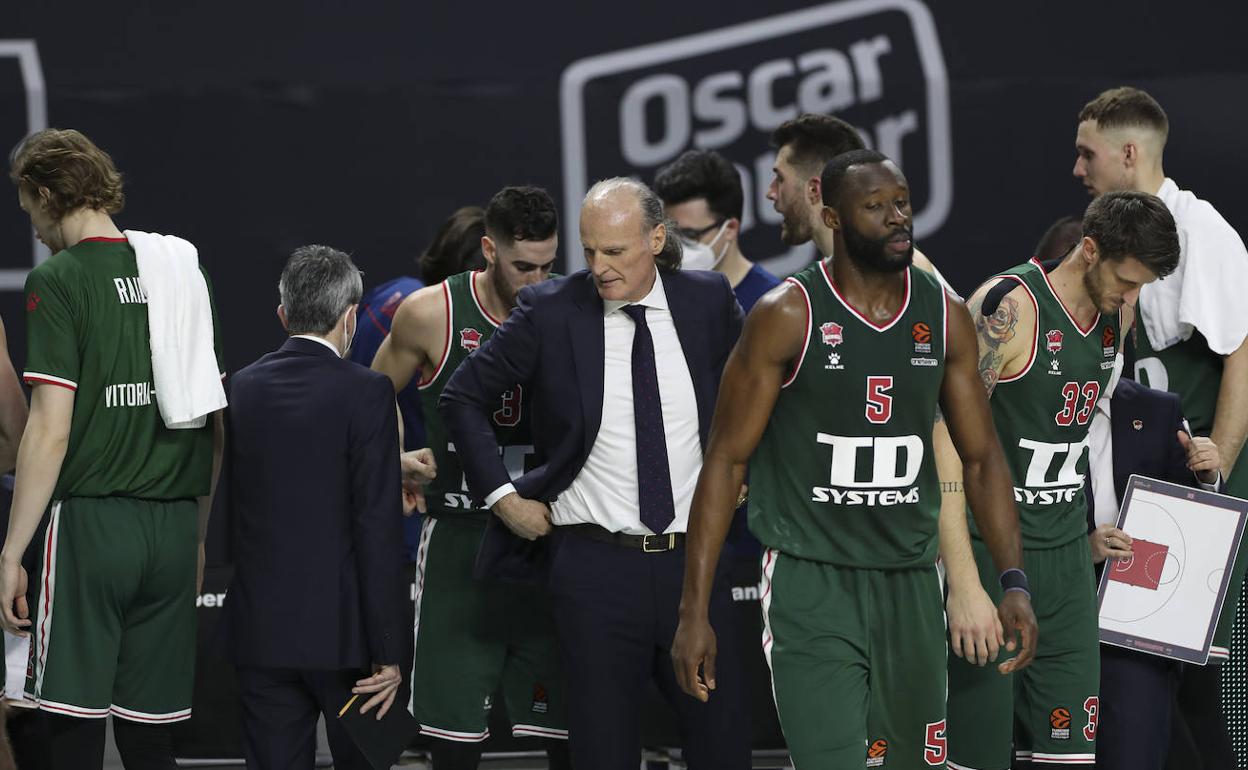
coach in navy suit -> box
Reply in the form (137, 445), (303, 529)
(220, 245), (406, 770)
(440, 178), (751, 770)
(1085, 375), (1223, 770)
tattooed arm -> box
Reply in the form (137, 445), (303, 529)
(966, 280), (1032, 396)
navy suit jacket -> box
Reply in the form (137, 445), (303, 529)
(439, 269), (743, 565)
(1087, 377), (1221, 534)
(220, 337), (405, 670)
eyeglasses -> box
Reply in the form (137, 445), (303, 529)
(674, 220), (726, 243)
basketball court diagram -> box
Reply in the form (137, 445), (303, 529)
(1099, 478), (1247, 662)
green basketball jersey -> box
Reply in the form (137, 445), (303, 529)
(22, 238), (223, 501)
(1134, 305), (1248, 497)
(418, 270), (534, 516)
(982, 258), (1120, 548)
(749, 261), (948, 569)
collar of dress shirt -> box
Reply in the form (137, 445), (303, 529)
(291, 334), (341, 356)
(603, 269), (669, 317)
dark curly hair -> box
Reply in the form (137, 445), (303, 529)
(484, 186), (558, 246)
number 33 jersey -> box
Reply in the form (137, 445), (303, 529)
(980, 258), (1120, 549)
(748, 261), (948, 569)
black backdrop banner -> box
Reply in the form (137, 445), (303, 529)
(3, 0), (1248, 377)
(5, 1), (1248, 761)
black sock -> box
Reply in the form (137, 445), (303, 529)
(46, 713), (106, 770)
(1174, 663), (1235, 770)
(113, 717), (176, 770)
(430, 738), (484, 770)
(9, 709), (51, 770)
(544, 737), (572, 770)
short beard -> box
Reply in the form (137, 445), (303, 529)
(843, 223), (913, 274)
(780, 211), (812, 246)
(1082, 262), (1115, 313)
(490, 263), (518, 311)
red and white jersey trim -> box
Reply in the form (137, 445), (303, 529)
(417, 283), (453, 389)
(469, 271), (503, 328)
(512, 724), (569, 739)
(419, 724), (489, 743)
(1209, 645), (1230, 660)
(35, 698), (109, 719)
(22, 371), (77, 391)
(111, 704), (193, 723)
(819, 260), (912, 332)
(781, 278), (812, 389)
(1030, 257), (1099, 336)
(1015, 750), (1096, 764)
(994, 277), (1039, 385)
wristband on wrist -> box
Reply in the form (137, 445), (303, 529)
(999, 567), (1030, 598)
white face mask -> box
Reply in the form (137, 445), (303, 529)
(680, 221), (730, 271)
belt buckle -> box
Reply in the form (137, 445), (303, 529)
(642, 533), (674, 553)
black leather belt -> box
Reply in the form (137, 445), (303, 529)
(564, 523), (685, 552)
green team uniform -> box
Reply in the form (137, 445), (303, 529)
(22, 237), (222, 722)
(948, 258), (1117, 769)
(1134, 307), (1248, 661)
(750, 262), (950, 769)
(408, 270), (566, 742)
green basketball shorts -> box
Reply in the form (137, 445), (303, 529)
(409, 515), (566, 741)
(946, 536), (1099, 769)
(761, 548), (948, 769)
(26, 497), (198, 722)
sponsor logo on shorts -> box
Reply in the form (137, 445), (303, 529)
(1050, 706), (1071, 740)
(867, 737), (888, 767)
(460, 327), (483, 351)
(531, 683), (549, 714)
(912, 321), (932, 353)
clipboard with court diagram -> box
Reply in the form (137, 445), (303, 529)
(1097, 474), (1248, 664)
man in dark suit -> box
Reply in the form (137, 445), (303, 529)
(440, 178), (751, 770)
(220, 245), (406, 770)
(1086, 375), (1223, 770)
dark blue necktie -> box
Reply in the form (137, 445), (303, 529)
(621, 304), (676, 534)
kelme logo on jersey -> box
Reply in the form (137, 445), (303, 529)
(811, 433), (923, 506)
(866, 738), (888, 767)
(1013, 436), (1090, 505)
(459, 327), (483, 351)
(1046, 329), (1064, 354)
(1050, 706), (1072, 740)
(825, 351), (845, 371)
(821, 321), (844, 347)
(559, 1), (952, 277)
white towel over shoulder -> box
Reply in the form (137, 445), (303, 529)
(125, 230), (227, 429)
(1140, 179), (1248, 355)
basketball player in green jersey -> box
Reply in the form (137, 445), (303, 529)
(673, 149), (1037, 769)
(370, 186), (568, 770)
(945, 191), (1180, 770)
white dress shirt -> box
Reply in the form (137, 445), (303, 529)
(534, 272), (703, 534)
(291, 334), (340, 356)
(1087, 393), (1221, 529)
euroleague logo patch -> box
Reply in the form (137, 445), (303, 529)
(531, 683), (549, 714)
(1102, 325), (1116, 357)
(1050, 706), (1072, 740)
(912, 321), (932, 353)
(866, 738), (888, 767)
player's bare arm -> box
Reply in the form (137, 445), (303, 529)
(371, 285), (447, 509)
(941, 297), (1038, 674)
(672, 281), (807, 702)
(0, 319), (29, 473)
(1211, 335), (1248, 478)
(966, 279), (1034, 395)
(0, 384), (74, 634)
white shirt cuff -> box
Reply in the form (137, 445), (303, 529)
(484, 483), (517, 508)
(1198, 472), (1222, 492)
